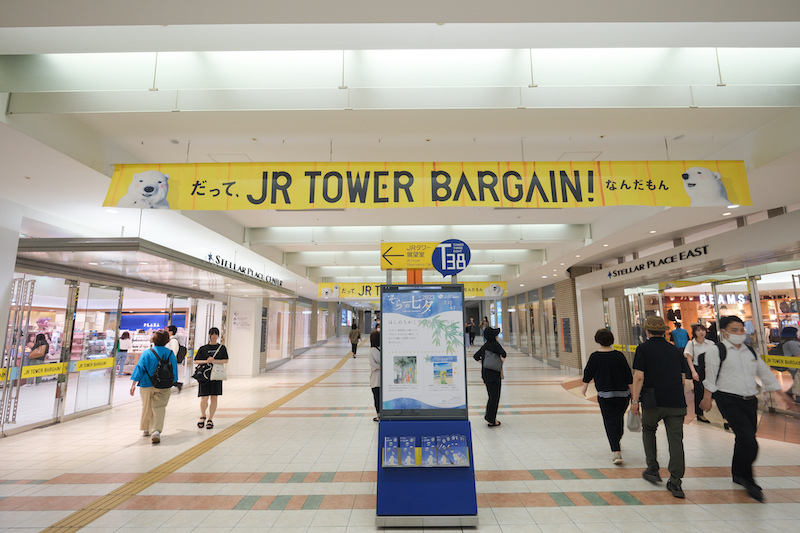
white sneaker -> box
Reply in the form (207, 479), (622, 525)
(151, 430), (160, 444)
(143, 430), (150, 437)
(613, 452), (623, 465)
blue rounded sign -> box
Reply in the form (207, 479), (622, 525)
(432, 239), (471, 277)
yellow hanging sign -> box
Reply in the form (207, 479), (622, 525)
(380, 242), (439, 270)
(319, 281), (506, 299)
(103, 161), (750, 211)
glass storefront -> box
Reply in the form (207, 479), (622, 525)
(294, 302), (312, 353)
(611, 266), (800, 418)
(267, 299), (292, 361)
(516, 299), (530, 354)
(0, 272), (227, 434)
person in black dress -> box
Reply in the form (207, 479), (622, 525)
(473, 327), (506, 426)
(582, 329), (633, 465)
(195, 327), (229, 429)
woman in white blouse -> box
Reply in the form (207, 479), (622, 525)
(684, 323), (716, 424)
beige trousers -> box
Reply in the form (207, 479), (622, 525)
(139, 386), (171, 433)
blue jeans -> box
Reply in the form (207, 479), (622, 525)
(116, 351), (128, 376)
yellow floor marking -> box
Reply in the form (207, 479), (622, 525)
(41, 351), (355, 532)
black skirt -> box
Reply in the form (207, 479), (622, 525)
(198, 379), (223, 397)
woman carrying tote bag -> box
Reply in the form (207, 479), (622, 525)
(194, 327), (229, 430)
(473, 327), (506, 427)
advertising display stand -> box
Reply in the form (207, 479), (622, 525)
(376, 285), (478, 527)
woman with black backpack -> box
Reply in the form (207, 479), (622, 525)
(130, 329), (179, 444)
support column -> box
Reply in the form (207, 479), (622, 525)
(406, 269), (422, 285)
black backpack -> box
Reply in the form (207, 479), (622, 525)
(767, 340), (788, 371)
(176, 344), (187, 364)
(148, 349), (175, 389)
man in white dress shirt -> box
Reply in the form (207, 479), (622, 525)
(700, 315), (794, 502)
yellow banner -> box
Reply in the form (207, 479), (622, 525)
(763, 355), (800, 369)
(75, 357), (114, 371)
(319, 281), (506, 299)
(612, 344), (640, 352)
(21, 362), (68, 378)
(381, 242), (438, 270)
(104, 161), (750, 210)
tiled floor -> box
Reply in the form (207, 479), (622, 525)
(1, 337), (800, 532)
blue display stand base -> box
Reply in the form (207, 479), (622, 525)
(376, 420), (478, 527)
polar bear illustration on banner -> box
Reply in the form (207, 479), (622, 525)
(681, 167), (730, 207)
(117, 170), (171, 209)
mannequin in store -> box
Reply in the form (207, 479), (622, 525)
(194, 327), (229, 430)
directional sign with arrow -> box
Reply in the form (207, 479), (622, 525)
(380, 242), (439, 270)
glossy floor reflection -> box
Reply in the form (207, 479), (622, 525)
(1, 337), (799, 532)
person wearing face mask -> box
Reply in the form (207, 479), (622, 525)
(700, 315), (795, 502)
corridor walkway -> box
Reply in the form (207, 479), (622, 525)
(1, 337), (799, 532)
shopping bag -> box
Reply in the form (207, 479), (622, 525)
(210, 363), (227, 381)
(626, 409), (642, 432)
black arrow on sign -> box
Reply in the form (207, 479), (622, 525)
(382, 246), (403, 266)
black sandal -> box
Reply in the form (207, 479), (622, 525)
(488, 421), (501, 427)
(197, 417), (206, 428)
(206, 419), (214, 429)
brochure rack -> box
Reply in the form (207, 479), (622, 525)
(376, 419), (477, 527)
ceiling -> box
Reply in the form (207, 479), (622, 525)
(1, 2), (800, 306)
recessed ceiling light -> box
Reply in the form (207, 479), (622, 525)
(560, 263), (565, 266)
(542, 275), (547, 278)
(553, 269), (557, 271)
(140, 262), (149, 265)
(575, 255), (580, 258)
(649, 230), (657, 234)
(520, 284), (525, 287)
(88, 262), (98, 265)
(722, 212), (732, 216)
(727, 204), (739, 209)
(603, 244), (609, 247)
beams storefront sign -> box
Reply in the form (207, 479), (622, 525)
(104, 161), (750, 210)
(606, 245), (709, 279)
(207, 253), (283, 286)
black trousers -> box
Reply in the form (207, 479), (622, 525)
(597, 396), (630, 452)
(693, 363), (706, 417)
(351, 342), (358, 355)
(469, 332), (476, 345)
(714, 391), (759, 483)
(484, 380), (501, 423)
(371, 387), (381, 415)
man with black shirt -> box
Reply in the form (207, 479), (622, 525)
(700, 315), (794, 502)
(631, 315), (691, 498)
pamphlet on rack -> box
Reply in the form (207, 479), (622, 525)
(383, 436), (399, 467)
(421, 436), (437, 466)
(399, 436), (417, 466)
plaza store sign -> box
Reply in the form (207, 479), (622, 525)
(104, 161), (750, 210)
(207, 253), (283, 286)
(606, 245), (709, 279)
